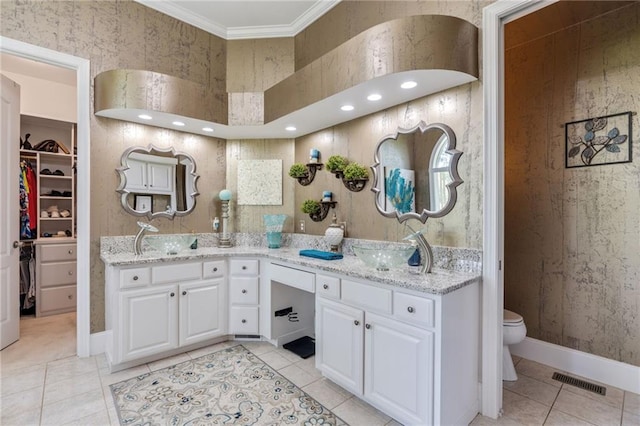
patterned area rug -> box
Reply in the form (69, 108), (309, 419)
(110, 344), (347, 425)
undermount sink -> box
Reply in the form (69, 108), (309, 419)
(352, 244), (416, 271)
(144, 234), (196, 255)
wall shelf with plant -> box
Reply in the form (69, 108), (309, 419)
(326, 155), (369, 192)
(289, 162), (323, 186)
(301, 199), (337, 222)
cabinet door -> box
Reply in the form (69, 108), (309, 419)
(179, 279), (226, 346)
(316, 297), (364, 395)
(147, 162), (174, 193)
(120, 286), (177, 362)
(123, 158), (147, 191)
(364, 312), (434, 426)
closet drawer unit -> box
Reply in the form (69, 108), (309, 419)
(152, 262), (201, 284)
(40, 285), (76, 313)
(40, 243), (77, 262)
(229, 277), (259, 305)
(393, 292), (435, 329)
(229, 259), (259, 276)
(120, 267), (151, 289)
(229, 306), (259, 334)
(203, 260), (226, 279)
(316, 274), (340, 300)
(40, 261), (77, 288)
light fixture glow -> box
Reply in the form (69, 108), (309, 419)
(172, 121), (185, 127)
(367, 94), (382, 101)
(285, 126), (297, 131)
(401, 81), (418, 89)
(202, 127), (214, 132)
(341, 105), (354, 111)
(138, 114), (152, 120)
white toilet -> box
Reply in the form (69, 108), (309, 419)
(503, 309), (527, 381)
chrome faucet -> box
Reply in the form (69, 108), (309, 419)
(134, 221), (159, 255)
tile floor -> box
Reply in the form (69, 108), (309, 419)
(1, 313), (638, 425)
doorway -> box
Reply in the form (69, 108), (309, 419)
(0, 36), (91, 358)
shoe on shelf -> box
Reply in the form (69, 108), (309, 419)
(60, 209), (71, 218)
(40, 210), (49, 218)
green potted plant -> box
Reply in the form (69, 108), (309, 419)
(343, 162), (369, 180)
(301, 199), (321, 215)
(326, 155), (349, 173)
(289, 163), (308, 178)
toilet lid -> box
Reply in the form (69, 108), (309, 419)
(504, 309), (523, 325)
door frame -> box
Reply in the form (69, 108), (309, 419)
(481, 0), (556, 418)
(0, 36), (91, 357)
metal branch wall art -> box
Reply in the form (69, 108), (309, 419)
(565, 111), (632, 168)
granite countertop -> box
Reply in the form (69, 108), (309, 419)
(100, 246), (480, 296)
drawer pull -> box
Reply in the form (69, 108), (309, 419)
(68, 271), (73, 276)
(354, 320), (360, 326)
(170, 292), (175, 297)
(365, 323), (371, 329)
(68, 295), (73, 299)
(407, 306), (415, 313)
(213, 267), (218, 272)
(182, 291), (187, 296)
(242, 266), (247, 270)
(68, 249), (73, 255)
(133, 275), (139, 281)
(323, 284), (329, 290)
(241, 319), (247, 324)
(241, 289), (247, 294)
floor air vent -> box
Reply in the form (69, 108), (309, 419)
(552, 372), (606, 395)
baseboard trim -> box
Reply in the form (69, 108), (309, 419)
(511, 337), (640, 394)
(89, 331), (107, 356)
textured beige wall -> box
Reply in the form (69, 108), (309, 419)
(505, 3), (640, 366)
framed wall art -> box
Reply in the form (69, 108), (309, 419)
(565, 111), (632, 168)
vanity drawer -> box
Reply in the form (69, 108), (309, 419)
(203, 260), (226, 279)
(316, 274), (340, 299)
(152, 262), (201, 284)
(270, 263), (315, 293)
(393, 292), (435, 329)
(230, 259), (259, 276)
(40, 261), (76, 288)
(40, 285), (76, 313)
(229, 277), (259, 304)
(120, 267), (151, 289)
(229, 306), (259, 334)
(39, 243), (77, 262)
(341, 279), (392, 314)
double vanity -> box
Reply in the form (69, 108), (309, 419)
(101, 240), (481, 426)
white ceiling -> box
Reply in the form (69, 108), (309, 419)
(134, 0), (341, 39)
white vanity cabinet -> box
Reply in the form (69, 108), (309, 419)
(316, 276), (479, 426)
(105, 259), (227, 370)
(228, 258), (260, 335)
(124, 154), (175, 195)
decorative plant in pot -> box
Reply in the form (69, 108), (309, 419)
(301, 198), (335, 222)
(341, 162), (369, 192)
(326, 155), (349, 177)
(289, 162), (321, 186)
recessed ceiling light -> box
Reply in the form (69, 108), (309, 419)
(202, 127), (214, 132)
(138, 114), (152, 120)
(341, 105), (354, 111)
(401, 81), (417, 89)
(367, 94), (382, 101)
(285, 126), (297, 131)
(172, 121), (185, 127)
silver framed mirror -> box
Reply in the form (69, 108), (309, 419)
(116, 145), (200, 219)
(371, 121), (462, 223)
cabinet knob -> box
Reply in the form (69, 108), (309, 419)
(68, 249), (73, 254)
(68, 295), (73, 300)
(170, 292), (175, 297)
(213, 267), (218, 272)
(68, 270), (73, 276)
(323, 284), (329, 290)
(133, 275), (139, 281)
(241, 319), (247, 323)
(365, 323), (371, 329)
(182, 291), (187, 296)
(242, 266), (247, 270)
(354, 320), (360, 326)
(241, 289), (247, 294)
(407, 306), (415, 313)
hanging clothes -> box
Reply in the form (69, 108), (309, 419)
(19, 244), (36, 311)
(19, 161), (37, 239)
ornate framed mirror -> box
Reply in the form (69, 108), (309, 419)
(116, 145), (200, 219)
(371, 122), (463, 223)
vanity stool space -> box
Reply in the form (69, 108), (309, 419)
(104, 258), (227, 371)
(35, 240), (77, 317)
